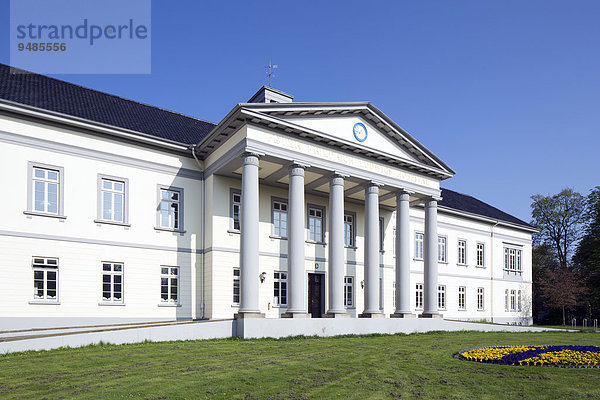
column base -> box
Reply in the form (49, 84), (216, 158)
(390, 312), (416, 318)
(323, 312), (351, 318)
(281, 312), (311, 318)
(358, 312), (386, 318)
(234, 312), (265, 319)
(418, 313), (443, 319)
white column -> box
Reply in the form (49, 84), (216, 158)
(360, 182), (383, 317)
(392, 190), (414, 317)
(421, 197), (440, 318)
(238, 153), (263, 316)
(325, 173), (347, 316)
(283, 164), (309, 317)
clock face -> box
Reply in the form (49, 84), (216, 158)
(353, 122), (368, 142)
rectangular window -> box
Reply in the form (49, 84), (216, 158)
(231, 190), (241, 231)
(438, 285), (446, 310)
(233, 269), (240, 305)
(158, 186), (183, 231)
(379, 217), (385, 252)
(27, 163), (65, 217)
(458, 286), (466, 310)
(517, 290), (522, 312)
(416, 283), (423, 309)
(98, 175), (128, 224)
(504, 247), (523, 275)
(477, 287), (484, 310)
(344, 213), (355, 246)
(344, 276), (354, 307)
(379, 277), (384, 310)
(102, 262), (124, 303)
(438, 236), (447, 262)
(32, 257), (58, 301)
(476, 243), (485, 267)
(415, 232), (424, 259)
(505, 289), (509, 312)
(457, 240), (467, 265)
(160, 267), (179, 303)
(308, 206), (324, 242)
(274, 271), (288, 306)
(272, 200), (288, 237)
(510, 289), (516, 311)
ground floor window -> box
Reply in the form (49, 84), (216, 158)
(160, 267), (179, 304)
(437, 285), (446, 309)
(517, 290), (522, 312)
(233, 268), (240, 305)
(32, 257), (58, 301)
(344, 276), (354, 307)
(102, 262), (123, 303)
(510, 289), (516, 311)
(458, 286), (466, 310)
(477, 287), (484, 310)
(274, 271), (287, 306)
(416, 283), (423, 309)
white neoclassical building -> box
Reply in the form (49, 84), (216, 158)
(0, 64), (535, 330)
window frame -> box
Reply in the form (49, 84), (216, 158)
(100, 262), (125, 305)
(504, 246), (523, 276)
(415, 283), (424, 309)
(437, 284), (446, 310)
(159, 266), (180, 306)
(26, 162), (65, 219)
(307, 204), (326, 244)
(273, 271), (288, 307)
(232, 268), (241, 306)
(96, 174), (130, 226)
(458, 286), (466, 310)
(415, 232), (424, 260)
(230, 188), (241, 232)
(476, 242), (485, 268)
(379, 217), (385, 252)
(344, 276), (354, 308)
(438, 235), (447, 263)
(457, 239), (467, 266)
(156, 185), (185, 233)
(30, 257), (59, 304)
(271, 197), (288, 238)
(477, 287), (484, 311)
(343, 212), (356, 247)
(510, 289), (517, 311)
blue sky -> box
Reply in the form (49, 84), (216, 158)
(1, 0), (599, 222)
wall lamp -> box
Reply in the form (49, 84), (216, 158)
(259, 272), (267, 283)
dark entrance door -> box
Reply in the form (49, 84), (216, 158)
(308, 273), (324, 318)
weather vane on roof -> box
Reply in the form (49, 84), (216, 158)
(266, 58), (278, 87)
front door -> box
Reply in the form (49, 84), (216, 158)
(308, 273), (323, 318)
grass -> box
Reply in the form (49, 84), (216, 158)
(1, 331), (599, 399)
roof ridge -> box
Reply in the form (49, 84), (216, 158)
(0, 63), (217, 126)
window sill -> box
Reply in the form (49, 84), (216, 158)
(271, 305), (288, 308)
(458, 309), (467, 312)
(227, 229), (240, 235)
(231, 304), (240, 308)
(269, 235), (288, 240)
(413, 258), (423, 262)
(345, 306), (356, 310)
(344, 245), (357, 250)
(158, 303), (181, 307)
(475, 265), (486, 269)
(98, 302), (126, 306)
(305, 240), (326, 246)
(439, 308), (447, 311)
(457, 263), (468, 267)
(29, 300), (60, 305)
(24, 211), (66, 220)
(477, 309), (485, 312)
(438, 261), (448, 265)
(154, 227), (186, 234)
(94, 220), (131, 227)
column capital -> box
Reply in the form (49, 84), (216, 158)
(241, 152), (261, 166)
(289, 164), (306, 177)
(424, 195), (443, 203)
(396, 188), (415, 196)
(364, 182), (381, 195)
(329, 174), (345, 186)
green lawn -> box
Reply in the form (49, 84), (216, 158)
(1, 331), (599, 399)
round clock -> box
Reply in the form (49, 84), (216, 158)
(353, 122), (368, 142)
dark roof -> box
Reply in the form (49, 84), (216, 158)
(439, 188), (533, 228)
(0, 64), (216, 145)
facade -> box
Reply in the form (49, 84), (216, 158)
(0, 64), (535, 329)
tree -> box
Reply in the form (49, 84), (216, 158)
(537, 266), (587, 325)
(530, 188), (586, 269)
(531, 244), (559, 324)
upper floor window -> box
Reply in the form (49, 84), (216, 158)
(158, 186), (183, 231)
(272, 199), (288, 237)
(415, 232), (424, 259)
(98, 175), (129, 225)
(231, 190), (241, 231)
(438, 236), (447, 262)
(457, 240), (467, 265)
(476, 243), (485, 267)
(458, 286), (466, 310)
(437, 285), (446, 310)
(32, 257), (58, 302)
(308, 206), (324, 243)
(504, 247), (523, 275)
(27, 162), (64, 217)
(273, 271), (288, 306)
(344, 213), (355, 246)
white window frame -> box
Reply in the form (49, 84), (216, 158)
(458, 286), (466, 310)
(415, 283), (423, 309)
(438, 236), (447, 263)
(476, 242), (485, 267)
(379, 217), (385, 252)
(344, 276), (354, 308)
(457, 239), (467, 265)
(437, 285), (446, 310)
(510, 289), (517, 311)
(31, 257), (59, 303)
(230, 189), (241, 232)
(344, 212), (356, 247)
(477, 287), (484, 311)
(159, 266), (179, 305)
(271, 198), (288, 238)
(505, 289), (509, 312)
(415, 232), (424, 260)
(96, 174), (129, 226)
(273, 271), (288, 306)
(156, 185), (184, 232)
(101, 262), (124, 304)
(307, 204), (325, 243)
(504, 246), (523, 276)
(517, 290), (522, 312)
(233, 268), (240, 305)
(26, 162), (65, 218)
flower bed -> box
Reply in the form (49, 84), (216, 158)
(457, 345), (600, 368)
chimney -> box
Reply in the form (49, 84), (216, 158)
(248, 86), (294, 104)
